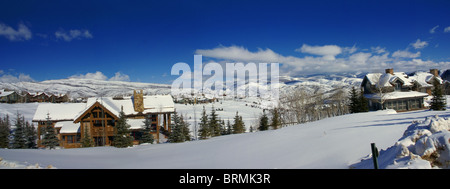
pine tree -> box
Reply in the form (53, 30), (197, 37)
(81, 125), (93, 147)
(41, 113), (59, 149)
(0, 115), (11, 148)
(181, 114), (191, 142)
(226, 120), (232, 135)
(198, 106), (210, 139)
(113, 109), (133, 148)
(168, 111), (186, 143)
(140, 114), (154, 144)
(270, 108), (281, 130)
(12, 113), (26, 149)
(349, 86), (360, 113)
(430, 78), (446, 111)
(259, 111), (269, 131)
(209, 106), (221, 137)
(24, 121), (37, 149)
(232, 111), (245, 134)
(358, 88), (369, 112)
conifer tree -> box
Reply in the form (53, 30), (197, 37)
(81, 125), (93, 147)
(430, 78), (446, 111)
(259, 111), (269, 131)
(42, 113), (59, 149)
(358, 88), (369, 112)
(0, 115), (11, 148)
(198, 106), (210, 139)
(168, 111), (187, 143)
(12, 113), (27, 149)
(181, 114), (191, 142)
(24, 121), (37, 149)
(226, 120), (232, 135)
(270, 108), (281, 130)
(140, 114), (154, 144)
(349, 86), (360, 113)
(113, 108), (133, 148)
(232, 111), (245, 134)
(209, 106), (221, 137)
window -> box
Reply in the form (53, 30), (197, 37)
(394, 81), (402, 91)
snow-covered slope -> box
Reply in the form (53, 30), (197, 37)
(1, 103), (448, 169)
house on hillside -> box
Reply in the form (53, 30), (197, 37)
(361, 68), (443, 112)
(0, 89), (20, 103)
(32, 90), (175, 148)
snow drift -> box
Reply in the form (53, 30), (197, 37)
(351, 115), (450, 169)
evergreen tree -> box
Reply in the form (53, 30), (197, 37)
(81, 125), (93, 147)
(12, 113), (26, 149)
(0, 115), (11, 148)
(41, 113), (59, 149)
(349, 86), (360, 113)
(270, 108), (281, 130)
(259, 111), (269, 131)
(24, 121), (37, 149)
(113, 109), (133, 148)
(232, 111), (245, 134)
(226, 120), (232, 135)
(168, 111), (186, 143)
(140, 114), (154, 144)
(198, 106), (210, 139)
(430, 78), (446, 111)
(181, 114), (191, 142)
(358, 88), (369, 112)
(209, 106), (221, 137)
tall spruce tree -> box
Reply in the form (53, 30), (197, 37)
(181, 114), (191, 142)
(270, 108), (281, 130)
(198, 106), (210, 139)
(24, 121), (37, 149)
(259, 111), (269, 131)
(209, 106), (221, 137)
(168, 111), (186, 143)
(140, 114), (154, 144)
(12, 113), (26, 149)
(349, 86), (360, 113)
(358, 88), (369, 112)
(42, 113), (59, 149)
(430, 78), (446, 111)
(0, 115), (10, 148)
(81, 125), (93, 147)
(113, 108), (133, 148)
(232, 111), (245, 134)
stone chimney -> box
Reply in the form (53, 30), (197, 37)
(430, 69), (439, 77)
(133, 90), (144, 113)
(385, 68), (394, 75)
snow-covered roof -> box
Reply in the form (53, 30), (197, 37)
(56, 121), (80, 134)
(32, 103), (87, 122)
(409, 71), (443, 87)
(365, 71), (441, 88)
(33, 95), (175, 122)
(0, 89), (15, 97)
(364, 91), (429, 100)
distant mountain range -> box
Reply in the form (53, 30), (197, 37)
(0, 69), (447, 100)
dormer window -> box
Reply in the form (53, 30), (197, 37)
(394, 80), (402, 91)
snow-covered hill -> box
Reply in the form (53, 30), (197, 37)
(0, 78), (171, 99)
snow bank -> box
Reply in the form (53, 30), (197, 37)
(351, 115), (450, 169)
(0, 157), (56, 169)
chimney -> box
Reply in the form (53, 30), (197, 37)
(385, 68), (394, 75)
(430, 69), (439, 77)
(133, 89), (144, 113)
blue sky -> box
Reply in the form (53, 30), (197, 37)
(1, 0), (450, 84)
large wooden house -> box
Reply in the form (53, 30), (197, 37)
(32, 90), (175, 148)
(361, 68), (443, 112)
(0, 89), (20, 103)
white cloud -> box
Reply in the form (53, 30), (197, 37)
(392, 50), (421, 58)
(0, 73), (35, 83)
(69, 71), (108, 80)
(444, 26), (450, 33)
(410, 39), (428, 49)
(69, 71), (131, 81)
(0, 23), (32, 41)
(196, 45), (447, 77)
(55, 29), (93, 42)
(296, 44), (342, 60)
(429, 25), (439, 34)
(109, 72), (130, 82)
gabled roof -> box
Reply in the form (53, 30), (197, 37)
(73, 101), (120, 123)
(409, 71), (443, 87)
(32, 103), (87, 122)
(363, 72), (420, 88)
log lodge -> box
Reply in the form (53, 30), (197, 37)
(32, 90), (174, 148)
